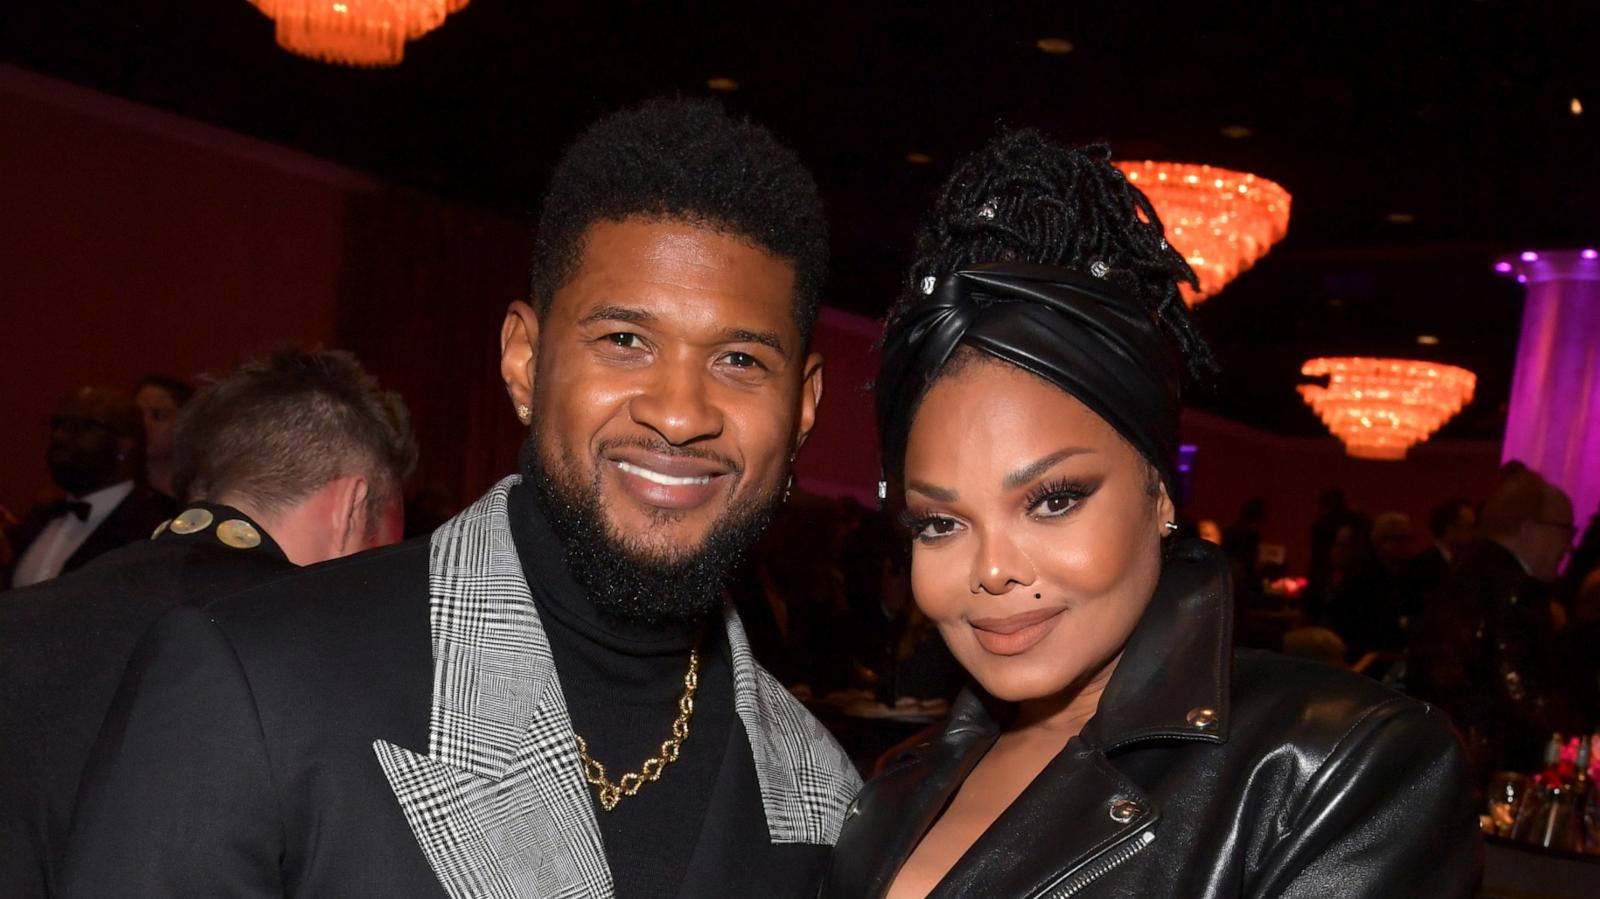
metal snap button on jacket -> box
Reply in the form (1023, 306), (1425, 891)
(1109, 799), (1140, 823)
(1186, 707), (1218, 730)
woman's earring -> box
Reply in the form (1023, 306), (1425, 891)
(515, 404), (532, 426)
(1162, 521), (1178, 535)
(783, 475), (793, 503)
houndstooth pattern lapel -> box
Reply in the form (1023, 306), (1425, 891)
(374, 476), (861, 898)
(375, 479), (610, 899)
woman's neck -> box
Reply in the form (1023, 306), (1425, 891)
(1010, 651), (1123, 740)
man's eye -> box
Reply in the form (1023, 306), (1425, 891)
(724, 352), (762, 369)
(605, 333), (644, 349)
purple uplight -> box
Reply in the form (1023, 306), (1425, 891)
(1517, 274), (1529, 284)
(1521, 251), (1540, 262)
(1583, 249), (1599, 260)
(1495, 261), (1514, 273)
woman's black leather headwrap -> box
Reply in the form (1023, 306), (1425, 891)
(876, 261), (1182, 501)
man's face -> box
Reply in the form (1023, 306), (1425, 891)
(48, 389), (132, 496)
(503, 218), (823, 571)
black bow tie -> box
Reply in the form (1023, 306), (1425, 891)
(47, 499), (92, 522)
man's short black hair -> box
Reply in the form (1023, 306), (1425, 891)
(529, 98), (829, 343)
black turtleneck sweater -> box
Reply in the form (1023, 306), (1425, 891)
(508, 483), (743, 898)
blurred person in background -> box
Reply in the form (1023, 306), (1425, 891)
(6, 387), (173, 589)
(0, 348), (416, 899)
(133, 374), (193, 500)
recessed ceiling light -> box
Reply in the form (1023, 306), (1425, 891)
(1036, 37), (1074, 54)
(1220, 125), (1252, 139)
(1386, 212), (1416, 224)
(1416, 334), (1440, 346)
(906, 152), (934, 165)
(706, 77), (739, 92)
(1572, 97), (1584, 116)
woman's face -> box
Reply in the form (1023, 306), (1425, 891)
(135, 385), (180, 458)
(901, 358), (1173, 703)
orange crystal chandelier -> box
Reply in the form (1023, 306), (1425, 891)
(1298, 357), (1477, 460)
(1115, 161), (1291, 305)
(249, 1), (469, 67)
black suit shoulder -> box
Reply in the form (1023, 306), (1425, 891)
(61, 536), (443, 898)
(1, 533), (292, 899)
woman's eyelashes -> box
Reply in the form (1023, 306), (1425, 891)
(900, 509), (963, 543)
(1024, 477), (1099, 520)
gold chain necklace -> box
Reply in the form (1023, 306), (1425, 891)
(575, 646), (700, 812)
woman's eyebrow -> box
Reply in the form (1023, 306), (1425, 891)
(1001, 447), (1095, 491)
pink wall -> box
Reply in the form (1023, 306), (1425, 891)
(1180, 410), (1503, 575)
(0, 66), (367, 515)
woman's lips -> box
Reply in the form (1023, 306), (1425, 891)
(968, 606), (1067, 656)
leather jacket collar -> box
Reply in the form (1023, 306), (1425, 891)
(829, 539), (1235, 898)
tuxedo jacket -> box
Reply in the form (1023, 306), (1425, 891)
(6, 485), (175, 589)
(61, 478), (860, 898)
(0, 504), (293, 899)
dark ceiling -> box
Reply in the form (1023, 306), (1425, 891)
(6, 1), (1596, 439)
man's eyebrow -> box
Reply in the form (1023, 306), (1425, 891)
(907, 480), (958, 502)
(722, 328), (785, 355)
(576, 305), (656, 327)
(1001, 447), (1095, 491)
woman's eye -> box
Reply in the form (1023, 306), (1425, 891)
(1032, 492), (1081, 518)
(915, 516), (962, 540)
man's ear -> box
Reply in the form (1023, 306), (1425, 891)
(501, 300), (541, 413)
(793, 351), (824, 455)
(330, 474), (371, 557)
(1157, 483), (1176, 536)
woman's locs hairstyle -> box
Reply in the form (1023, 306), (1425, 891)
(891, 130), (1218, 382)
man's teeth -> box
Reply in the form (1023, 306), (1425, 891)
(616, 461), (712, 487)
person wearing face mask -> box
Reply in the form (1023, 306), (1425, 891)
(6, 387), (174, 589)
(821, 131), (1480, 898)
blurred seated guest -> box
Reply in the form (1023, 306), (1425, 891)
(1394, 498), (1476, 628)
(6, 387), (174, 589)
(824, 131), (1477, 898)
(133, 374), (192, 500)
(1280, 626), (1348, 668)
(1329, 512), (1413, 658)
(1410, 469), (1581, 778)
(1221, 497), (1265, 582)
(1196, 518), (1222, 545)
(0, 348), (416, 899)
(1306, 488), (1352, 607)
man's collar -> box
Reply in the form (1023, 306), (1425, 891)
(76, 479), (134, 518)
(420, 475), (858, 839)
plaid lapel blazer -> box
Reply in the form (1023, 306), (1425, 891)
(373, 477), (861, 899)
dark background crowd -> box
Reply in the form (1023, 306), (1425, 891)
(7, 370), (1595, 788)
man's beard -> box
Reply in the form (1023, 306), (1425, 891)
(519, 433), (782, 627)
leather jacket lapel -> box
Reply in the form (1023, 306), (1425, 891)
(931, 742), (1157, 899)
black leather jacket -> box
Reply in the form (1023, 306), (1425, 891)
(822, 540), (1482, 898)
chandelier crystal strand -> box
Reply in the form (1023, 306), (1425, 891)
(1298, 357), (1477, 460)
(1115, 161), (1291, 305)
(248, 0), (467, 67)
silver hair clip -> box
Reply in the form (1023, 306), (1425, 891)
(1090, 260), (1110, 278)
(977, 199), (998, 220)
(920, 275), (937, 295)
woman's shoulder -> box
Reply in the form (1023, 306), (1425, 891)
(1228, 648), (1460, 760)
